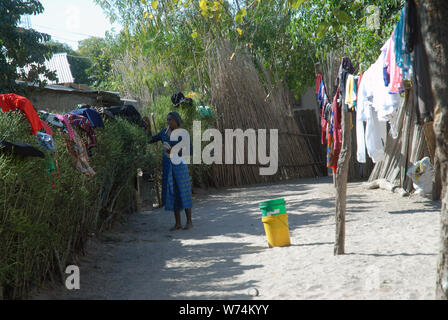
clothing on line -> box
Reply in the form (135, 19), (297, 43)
(55, 114), (75, 139)
(384, 36), (404, 94)
(0, 140), (45, 158)
(70, 108), (105, 128)
(0, 94), (43, 136)
(64, 129), (96, 177)
(66, 113), (97, 149)
(315, 73), (323, 95)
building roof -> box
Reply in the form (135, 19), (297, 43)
(20, 53), (75, 85)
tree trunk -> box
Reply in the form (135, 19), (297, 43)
(335, 103), (352, 255)
(433, 155), (442, 201)
(415, 0), (448, 300)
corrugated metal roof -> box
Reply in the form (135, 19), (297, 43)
(19, 53), (75, 84)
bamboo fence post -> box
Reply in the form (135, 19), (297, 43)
(334, 100), (351, 256)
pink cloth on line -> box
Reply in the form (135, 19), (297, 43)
(321, 104), (327, 145)
(55, 114), (74, 139)
(385, 37), (403, 94)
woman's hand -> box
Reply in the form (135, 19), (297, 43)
(163, 142), (172, 154)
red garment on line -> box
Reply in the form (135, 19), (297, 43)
(0, 94), (43, 136)
(40, 119), (53, 136)
(321, 102), (327, 145)
(315, 73), (323, 95)
(332, 87), (342, 154)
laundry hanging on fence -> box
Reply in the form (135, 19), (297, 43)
(36, 132), (56, 152)
(315, 73), (323, 96)
(327, 87), (342, 172)
(316, 72), (342, 173)
(356, 48), (404, 164)
(64, 129), (96, 177)
(384, 36), (404, 94)
(39, 111), (65, 129)
(70, 107), (105, 128)
(53, 113), (95, 177)
(0, 94), (43, 136)
(55, 114), (75, 139)
(66, 113), (97, 149)
(104, 105), (147, 129)
(316, 73), (329, 145)
(0, 140), (45, 158)
(345, 74), (358, 111)
(395, 4), (413, 81)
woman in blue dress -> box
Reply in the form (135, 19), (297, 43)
(149, 112), (193, 231)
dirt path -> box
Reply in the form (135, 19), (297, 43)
(31, 177), (440, 300)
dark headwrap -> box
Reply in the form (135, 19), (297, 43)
(168, 112), (182, 126)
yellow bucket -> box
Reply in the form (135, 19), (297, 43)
(262, 214), (291, 248)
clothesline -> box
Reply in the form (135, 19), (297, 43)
(315, 0), (431, 174)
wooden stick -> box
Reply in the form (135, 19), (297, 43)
(335, 99), (351, 256)
(151, 113), (163, 208)
(136, 168), (143, 213)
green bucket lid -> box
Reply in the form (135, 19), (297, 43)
(259, 198), (285, 209)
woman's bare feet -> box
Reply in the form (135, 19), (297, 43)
(183, 223), (193, 230)
(170, 225), (182, 231)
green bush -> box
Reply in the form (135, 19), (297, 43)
(0, 112), (153, 299)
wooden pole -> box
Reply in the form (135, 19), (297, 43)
(334, 100), (351, 256)
(151, 113), (163, 208)
(136, 168), (143, 213)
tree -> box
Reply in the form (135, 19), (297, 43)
(0, 0), (56, 92)
(414, 0), (448, 300)
(291, 1), (403, 65)
(78, 36), (117, 90)
(94, 0), (320, 102)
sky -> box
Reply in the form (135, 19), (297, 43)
(28, 0), (121, 50)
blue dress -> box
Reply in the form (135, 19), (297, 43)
(150, 129), (193, 211)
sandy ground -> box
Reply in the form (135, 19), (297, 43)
(31, 176), (441, 300)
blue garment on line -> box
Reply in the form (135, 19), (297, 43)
(70, 108), (105, 128)
(318, 81), (326, 108)
(151, 129), (193, 212)
(394, 5), (412, 79)
(383, 66), (390, 87)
